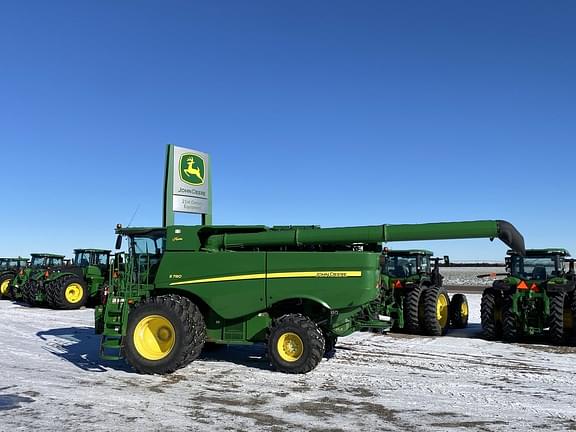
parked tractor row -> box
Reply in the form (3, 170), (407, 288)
(0, 249), (110, 309)
(4, 218), (574, 376)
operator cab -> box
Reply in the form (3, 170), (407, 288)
(507, 249), (571, 281)
(115, 227), (166, 285)
(30, 254), (65, 269)
(381, 249), (433, 278)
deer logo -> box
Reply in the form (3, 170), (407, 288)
(179, 153), (206, 185)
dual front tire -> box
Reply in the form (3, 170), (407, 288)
(46, 276), (89, 309)
(404, 286), (468, 336)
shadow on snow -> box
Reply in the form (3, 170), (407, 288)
(35, 327), (274, 373)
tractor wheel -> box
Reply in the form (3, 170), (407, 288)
(45, 281), (57, 308)
(501, 295), (518, 342)
(549, 292), (570, 345)
(403, 285), (424, 333)
(51, 276), (89, 309)
(0, 274), (13, 300)
(323, 333), (338, 358)
(481, 288), (502, 340)
(124, 295), (206, 374)
(21, 281), (38, 306)
(268, 313), (325, 373)
(449, 293), (469, 329)
(422, 286), (451, 336)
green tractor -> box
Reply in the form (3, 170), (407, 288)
(379, 249), (468, 336)
(480, 249), (575, 344)
(41, 249), (111, 309)
(11, 254), (66, 303)
(96, 219), (524, 375)
(0, 257), (28, 299)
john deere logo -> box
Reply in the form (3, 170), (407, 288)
(179, 153), (206, 185)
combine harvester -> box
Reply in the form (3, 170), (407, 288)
(96, 220), (524, 374)
(480, 248), (575, 344)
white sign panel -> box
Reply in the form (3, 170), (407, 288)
(171, 146), (210, 214)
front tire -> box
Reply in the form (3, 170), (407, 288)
(422, 286), (450, 336)
(124, 295), (206, 374)
(21, 281), (39, 306)
(267, 314), (324, 374)
(403, 285), (423, 333)
(0, 274), (13, 300)
(51, 275), (89, 309)
(449, 293), (469, 329)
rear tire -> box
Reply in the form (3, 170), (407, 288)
(51, 275), (89, 309)
(449, 293), (469, 329)
(422, 286), (450, 336)
(403, 285), (423, 333)
(124, 295), (206, 374)
(549, 292), (568, 345)
(501, 295), (518, 342)
(481, 288), (502, 340)
(268, 314), (324, 373)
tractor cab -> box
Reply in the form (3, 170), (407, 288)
(0, 258), (28, 271)
(381, 249), (447, 288)
(506, 249), (571, 283)
(73, 249), (111, 270)
(29, 253), (65, 269)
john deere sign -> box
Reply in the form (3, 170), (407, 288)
(179, 153), (206, 186)
(163, 145), (212, 226)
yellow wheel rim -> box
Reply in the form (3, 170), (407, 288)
(277, 332), (304, 362)
(0, 279), (11, 296)
(65, 283), (84, 303)
(133, 315), (176, 361)
(461, 301), (469, 318)
(436, 293), (449, 329)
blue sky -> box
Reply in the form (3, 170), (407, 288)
(1, 1), (574, 260)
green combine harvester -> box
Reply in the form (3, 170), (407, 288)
(0, 257), (28, 299)
(10, 254), (65, 303)
(40, 249), (111, 309)
(379, 249), (468, 335)
(480, 249), (575, 344)
(96, 219), (524, 375)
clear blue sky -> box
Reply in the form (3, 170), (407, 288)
(1, 1), (574, 260)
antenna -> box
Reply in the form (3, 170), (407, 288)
(127, 204), (140, 228)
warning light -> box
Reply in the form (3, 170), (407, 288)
(517, 281), (528, 290)
(530, 283), (539, 292)
(393, 280), (403, 289)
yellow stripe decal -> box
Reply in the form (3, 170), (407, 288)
(169, 271), (362, 286)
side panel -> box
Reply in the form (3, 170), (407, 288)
(155, 251), (267, 320)
(265, 251), (380, 310)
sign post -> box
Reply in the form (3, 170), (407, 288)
(163, 144), (212, 227)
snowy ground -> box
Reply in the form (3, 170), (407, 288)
(442, 266), (504, 288)
(2, 293), (576, 431)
